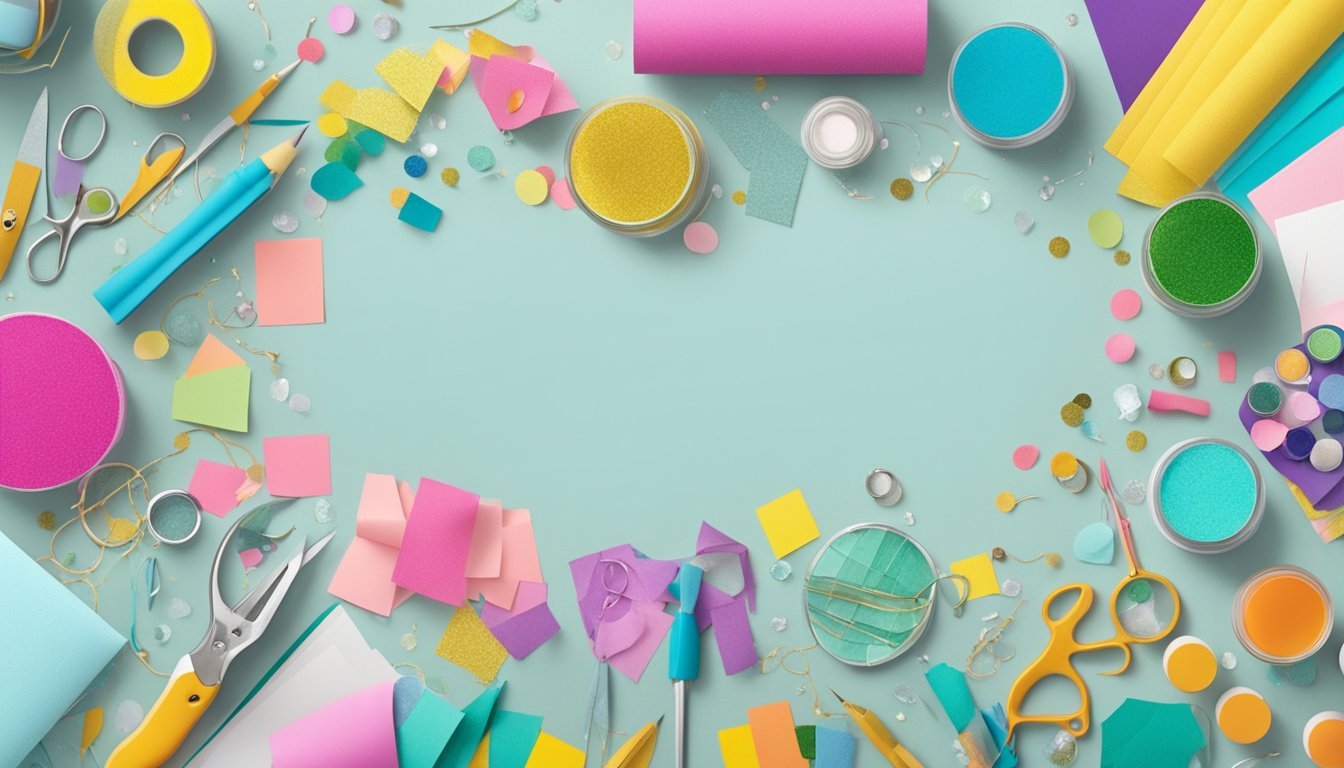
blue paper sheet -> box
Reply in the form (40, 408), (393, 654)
(814, 726), (856, 768)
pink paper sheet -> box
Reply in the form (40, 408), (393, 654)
(392, 479), (478, 606)
(328, 474), (414, 617)
(189, 459), (247, 517)
(269, 681), (398, 768)
(1248, 127), (1344, 234)
(598, 601), (673, 683)
(467, 508), (543, 610)
(263, 435), (332, 497)
(476, 55), (553, 131)
(466, 501), (504, 578)
(255, 239), (326, 326)
(633, 0), (927, 74)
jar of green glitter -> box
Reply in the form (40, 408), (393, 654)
(1142, 192), (1261, 318)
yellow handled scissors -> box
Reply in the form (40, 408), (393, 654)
(106, 501), (334, 768)
(1006, 458), (1181, 739)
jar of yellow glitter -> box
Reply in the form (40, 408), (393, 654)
(566, 97), (709, 237)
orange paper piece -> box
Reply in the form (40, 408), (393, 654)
(255, 239), (325, 327)
(328, 474), (415, 616)
(185, 333), (245, 378)
(746, 702), (808, 768)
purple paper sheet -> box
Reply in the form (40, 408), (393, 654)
(1082, 0), (1203, 111)
(710, 599), (758, 675)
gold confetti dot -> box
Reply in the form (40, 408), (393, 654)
(1114, 249), (1131, 265)
(889, 178), (914, 201)
(440, 167), (460, 187)
(1072, 393), (1092, 409)
(995, 492), (1017, 512)
(731, 190), (747, 205)
(754, 76), (767, 92)
(1060, 402), (1085, 427)
(37, 510), (55, 530)
(569, 101), (693, 225)
(1049, 236), (1071, 258)
(1044, 553), (1064, 568)
(1050, 451), (1079, 478)
(1126, 430), (1148, 452)
(173, 432), (191, 450)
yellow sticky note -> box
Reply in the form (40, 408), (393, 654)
(950, 553), (1000, 601)
(375, 47), (447, 111)
(320, 80), (419, 143)
(431, 40), (471, 94)
(435, 603), (509, 683)
(718, 724), (761, 768)
(468, 735), (490, 768)
(524, 732), (584, 768)
(468, 28), (521, 60)
(755, 489), (820, 559)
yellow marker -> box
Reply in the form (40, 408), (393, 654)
(832, 690), (924, 768)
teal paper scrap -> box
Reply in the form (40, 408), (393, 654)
(1100, 699), (1206, 768)
(397, 685), (466, 768)
(488, 710), (543, 768)
(705, 90), (808, 227)
(354, 125), (386, 156)
(435, 683), (503, 768)
(325, 138), (362, 171)
(311, 162), (364, 201)
(813, 726), (856, 768)
(399, 193), (443, 232)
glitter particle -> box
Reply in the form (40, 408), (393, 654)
(1049, 236), (1070, 258)
(290, 394), (312, 413)
(440, 167), (460, 186)
(711, 184), (723, 199)
(314, 499), (333, 524)
(1115, 249), (1131, 266)
(270, 378), (290, 402)
(168, 597), (191, 619)
(893, 685), (918, 704)
(760, 101), (770, 111)
(732, 190), (747, 205)
(910, 163), (933, 183)
(271, 210), (299, 233)
(113, 238), (128, 256)
(153, 624), (172, 643)
(1014, 210), (1035, 235)
(404, 155), (428, 178)
(37, 510), (55, 530)
(428, 114), (447, 130)
(252, 59), (265, 71)
(1221, 651), (1237, 669)
(769, 616), (788, 632)
(1148, 363), (1165, 380)
(915, 105), (925, 116)
(419, 143), (439, 158)
(1126, 430), (1147, 452)
(372, 12), (399, 40)
(890, 178), (914, 201)
(1002, 578), (1022, 597)
(1065, 13), (1078, 26)
(770, 560), (792, 581)
(1122, 480), (1147, 505)
(604, 40), (623, 60)
(467, 145), (495, 172)
(1060, 402), (1085, 427)
(1045, 729), (1078, 766)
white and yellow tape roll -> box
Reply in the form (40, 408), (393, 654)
(93, 0), (215, 108)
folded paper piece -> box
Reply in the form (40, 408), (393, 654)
(1100, 699), (1206, 768)
(719, 724), (761, 768)
(255, 238), (326, 326)
(467, 507), (543, 610)
(189, 459), (248, 517)
(1082, 0), (1202, 111)
(321, 80), (421, 143)
(1248, 127), (1344, 233)
(374, 48), (446, 110)
(436, 601), (509, 683)
(430, 40), (471, 94)
(1105, 0), (1344, 207)
(571, 544), (680, 682)
(926, 663), (1018, 768)
(1273, 200), (1344, 333)
(329, 474), (415, 616)
(395, 680), (464, 768)
(172, 335), (250, 432)
(633, 0), (926, 74)
(479, 581), (561, 660)
(746, 702), (809, 768)
(706, 91), (809, 227)
(269, 681), (399, 768)
(1287, 481), (1344, 542)
(189, 606), (398, 767)
(465, 30), (578, 131)
(438, 685), (503, 768)
(709, 599), (758, 675)
(604, 719), (660, 768)
(263, 435), (332, 497)
(489, 710), (543, 768)
(754, 489), (819, 558)
(523, 732), (584, 768)
(0, 530), (124, 767)
(394, 478), (478, 605)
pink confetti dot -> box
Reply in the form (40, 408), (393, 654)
(534, 165), (556, 187)
(683, 221), (719, 254)
(297, 37), (325, 63)
(1012, 445), (1039, 470)
(1250, 419), (1288, 452)
(550, 177), (576, 210)
(1290, 391), (1322, 422)
(328, 4), (356, 34)
(1110, 288), (1142, 321)
(1106, 333), (1136, 363)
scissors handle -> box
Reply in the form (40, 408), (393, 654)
(26, 186), (118, 283)
(105, 655), (220, 768)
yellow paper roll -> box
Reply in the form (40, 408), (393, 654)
(93, 0), (215, 108)
(1165, 0), (1344, 186)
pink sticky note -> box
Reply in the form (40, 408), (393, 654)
(255, 239), (326, 326)
(270, 681), (398, 768)
(1249, 127), (1344, 235)
(466, 501), (504, 579)
(263, 435), (332, 497)
(392, 479), (478, 606)
(710, 599), (758, 675)
(1219, 350), (1237, 383)
(476, 55), (554, 130)
(188, 459), (247, 517)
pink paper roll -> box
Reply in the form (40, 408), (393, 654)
(633, 0), (927, 75)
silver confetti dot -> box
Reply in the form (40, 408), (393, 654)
(252, 59), (265, 71)
(236, 301), (256, 323)
(302, 189), (327, 218)
(1014, 210), (1035, 234)
(401, 631), (418, 651)
(1039, 183), (1056, 201)
(930, 154), (944, 169)
(1065, 13), (1078, 26)
(270, 377), (290, 402)
(1149, 363), (1165, 379)
(290, 394), (312, 413)
(1122, 479), (1147, 505)
(168, 596), (192, 619)
(314, 499), (334, 524)
(915, 105), (925, 115)
(271, 210), (299, 233)
(893, 684), (919, 704)
(761, 101), (770, 111)
(113, 238), (128, 256)
(180, 112), (190, 122)
(419, 142), (439, 158)
(910, 163), (933, 183)
(372, 12), (399, 40)
(879, 137), (889, 150)
(770, 560), (792, 580)
(428, 114), (447, 130)
(295, 166), (307, 177)
(711, 184), (723, 199)
(604, 40), (623, 60)
(962, 186), (991, 213)
(769, 616), (787, 632)
(1001, 578), (1022, 597)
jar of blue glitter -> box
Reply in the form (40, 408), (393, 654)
(948, 23), (1074, 149)
(1149, 438), (1265, 554)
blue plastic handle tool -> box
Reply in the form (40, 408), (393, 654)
(668, 563), (703, 682)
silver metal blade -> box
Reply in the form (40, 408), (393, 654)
(166, 115), (238, 187)
(17, 87), (47, 168)
(302, 529), (336, 565)
(674, 680), (687, 768)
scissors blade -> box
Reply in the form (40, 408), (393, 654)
(226, 528), (335, 618)
(17, 87), (48, 169)
(166, 116), (237, 187)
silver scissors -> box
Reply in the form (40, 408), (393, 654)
(26, 104), (118, 284)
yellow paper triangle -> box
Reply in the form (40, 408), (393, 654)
(604, 720), (659, 768)
(468, 28), (521, 60)
(431, 40), (472, 94)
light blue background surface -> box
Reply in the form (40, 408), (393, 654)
(1, 0), (1338, 766)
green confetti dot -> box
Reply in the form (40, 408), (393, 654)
(1128, 578), (1152, 604)
(467, 145), (496, 172)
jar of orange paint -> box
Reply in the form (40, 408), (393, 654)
(1232, 566), (1333, 664)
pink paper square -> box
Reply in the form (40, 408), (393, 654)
(263, 435), (332, 497)
(391, 478), (478, 605)
(255, 239), (326, 326)
(188, 459), (247, 517)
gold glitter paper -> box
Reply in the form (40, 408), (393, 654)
(1060, 402), (1085, 427)
(1114, 249), (1131, 266)
(889, 178), (914, 201)
(441, 167), (460, 186)
(1126, 430), (1147, 452)
(374, 48), (448, 111)
(38, 511), (55, 530)
(569, 102), (692, 225)
(1072, 393), (1092, 409)
(435, 603), (508, 683)
(1049, 237), (1071, 258)
(732, 190), (746, 205)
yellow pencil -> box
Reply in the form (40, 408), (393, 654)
(832, 690), (924, 768)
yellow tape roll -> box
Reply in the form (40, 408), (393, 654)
(94, 0), (215, 108)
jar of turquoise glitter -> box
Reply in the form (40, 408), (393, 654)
(1149, 437), (1265, 554)
(948, 23), (1074, 150)
(1142, 192), (1261, 318)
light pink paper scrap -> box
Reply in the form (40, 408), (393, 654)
(392, 479), (479, 606)
(189, 459), (247, 517)
(633, 0), (927, 74)
(263, 435), (332, 497)
(1249, 127), (1344, 234)
(594, 601), (673, 683)
(357, 473), (407, 548)
(329, 474), (414, 617)
(468, 508), (543, 610)
(466, 501), (504, 579)
(269, 680), (399, 768)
